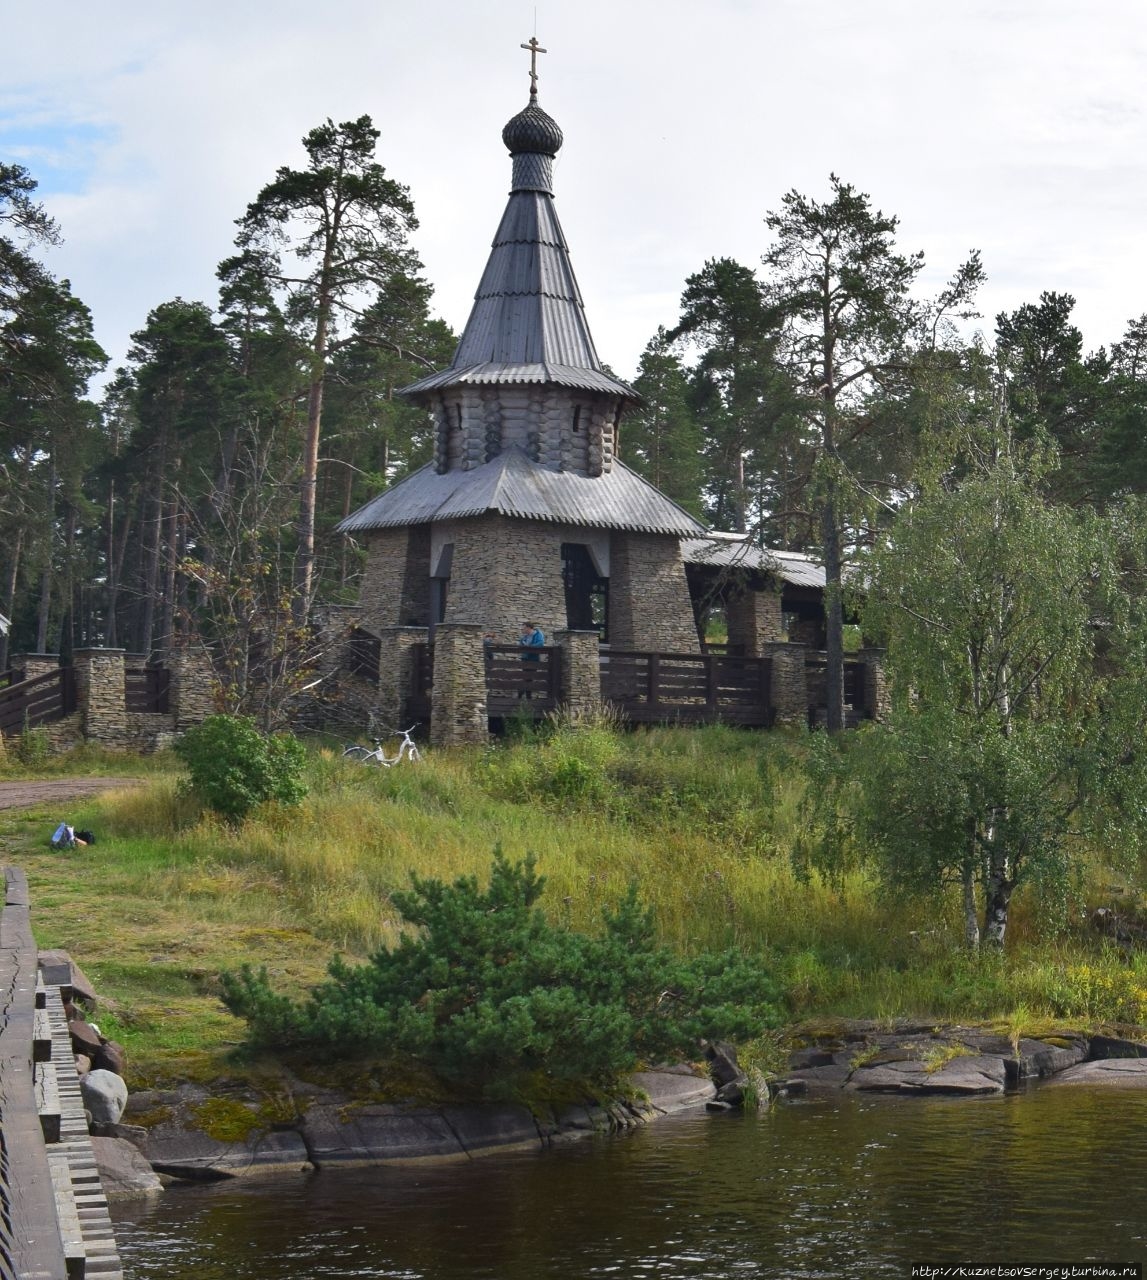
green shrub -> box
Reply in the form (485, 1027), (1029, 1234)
(16, 725), (51, 766)
(175, 715), (306, 822)
(221, 850), (781, 1096)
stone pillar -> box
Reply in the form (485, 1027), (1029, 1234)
(72, 649), (127, 745)
(858, 648), (889, 722)
(726, 585), (783, 657)
(311, 603), (363, 677)
(429, 624), (488, 748)
(9, 653), (59, 682)
(168, 643), (217, 732)
(553, 630), (601, 719)
(766, 642), (808, 728)
(608, 533), (700, 653)
(376, 626), (429, 731)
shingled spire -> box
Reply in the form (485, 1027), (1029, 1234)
(400, 73), (636, 403)
(342, 52), (703, 542)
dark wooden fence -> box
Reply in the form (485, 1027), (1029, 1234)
(486, 645), (561, 715)
(0, 668), (76, 736)
(124, 666), (170, 714)
(805, 655), (869, 727)
(600, 650), (772, 726)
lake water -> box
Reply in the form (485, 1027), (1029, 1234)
(110, 1086), (1147, 1278)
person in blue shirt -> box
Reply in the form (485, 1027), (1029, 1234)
(518, 621), (545, 697)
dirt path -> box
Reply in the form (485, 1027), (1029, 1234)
(0, 777), (145, 811)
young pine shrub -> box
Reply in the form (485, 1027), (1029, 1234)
(221, 850), (782, 1098)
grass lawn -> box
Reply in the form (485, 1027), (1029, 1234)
(4, 722), (1146, 1088)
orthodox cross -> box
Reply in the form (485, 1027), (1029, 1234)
(520, 35), (547, 95)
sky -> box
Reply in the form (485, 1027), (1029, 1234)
(7, 0), (1147, 389)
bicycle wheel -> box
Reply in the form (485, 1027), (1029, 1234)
(342, 745), (371, 762)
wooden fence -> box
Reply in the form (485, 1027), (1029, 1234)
(401, 642), (879, 733)
(485, 645), (561, 715)
(0, 668), (77, 736)
(124, 666), (170, 714)
(600, 651), (772, 726)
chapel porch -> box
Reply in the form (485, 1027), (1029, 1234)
(349, 626), (886, 745)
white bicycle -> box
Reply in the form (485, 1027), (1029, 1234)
(342, 724), (423, 767)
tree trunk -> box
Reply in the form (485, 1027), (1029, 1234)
(821, 293), (844, 734)
(0, 526), (23, 671)
(294, 282), (333, 625)
(138, 416), (172, 655)
(821, 482), (845, 733)
(961, 855), (980, 950)
(35, 458), (57, 654)
(982, 844), (1013, 947)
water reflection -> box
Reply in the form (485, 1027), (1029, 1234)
(112, 1087), (1147, 1279)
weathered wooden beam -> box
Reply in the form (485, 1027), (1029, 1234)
(1, 895), (69, 1280)
(36, 1061), (62, 1145)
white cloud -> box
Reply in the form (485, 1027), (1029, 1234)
(7, 0), (1147, 383)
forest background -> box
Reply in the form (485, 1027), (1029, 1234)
(6, 118), (1147, 678)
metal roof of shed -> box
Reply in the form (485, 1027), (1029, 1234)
(339, 446), (705, 537)
(682, 532), (827, 589)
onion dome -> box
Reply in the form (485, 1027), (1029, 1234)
(501, 98), (564, 157)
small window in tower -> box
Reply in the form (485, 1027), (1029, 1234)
(572, 406), (581, 434)
(455, 404), (463, 431)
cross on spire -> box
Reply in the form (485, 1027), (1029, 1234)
(520, 35), (547, 97)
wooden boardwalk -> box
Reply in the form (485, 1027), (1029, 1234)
(1, 868), (124, 1280)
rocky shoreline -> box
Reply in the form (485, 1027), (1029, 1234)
(774, 1019), (1147, 1096)
(45, 947), (1147, 1199)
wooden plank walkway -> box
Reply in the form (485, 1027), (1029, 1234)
(0, 868), (124, 1280)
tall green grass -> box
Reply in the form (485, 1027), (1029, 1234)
(9, 722), (1147, 1081)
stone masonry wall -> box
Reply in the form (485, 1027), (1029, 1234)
(376, 627), (429, 732)
(608, 533), (700, 653)
(553, 629), (601, 718)
(726, 584), (783, 656)
(429, 624), (487, 747)
(168, 643), (217, 733)
(443, 515), (569, 645)
(73, 649), (127, 745)
(859, 648), (889, 722)
(430, 386), (623, 477)
(766, 642), (808, 727)
(359, 527), (433, 632)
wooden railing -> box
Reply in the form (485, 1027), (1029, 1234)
(2, 868), (70, 1280)
(0, 667), (76, 736)
(125, 666), (170, 714)
(1, 868), (125, 1279)
(486, 644), (561, 714)
(600, 650), (772, 726)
